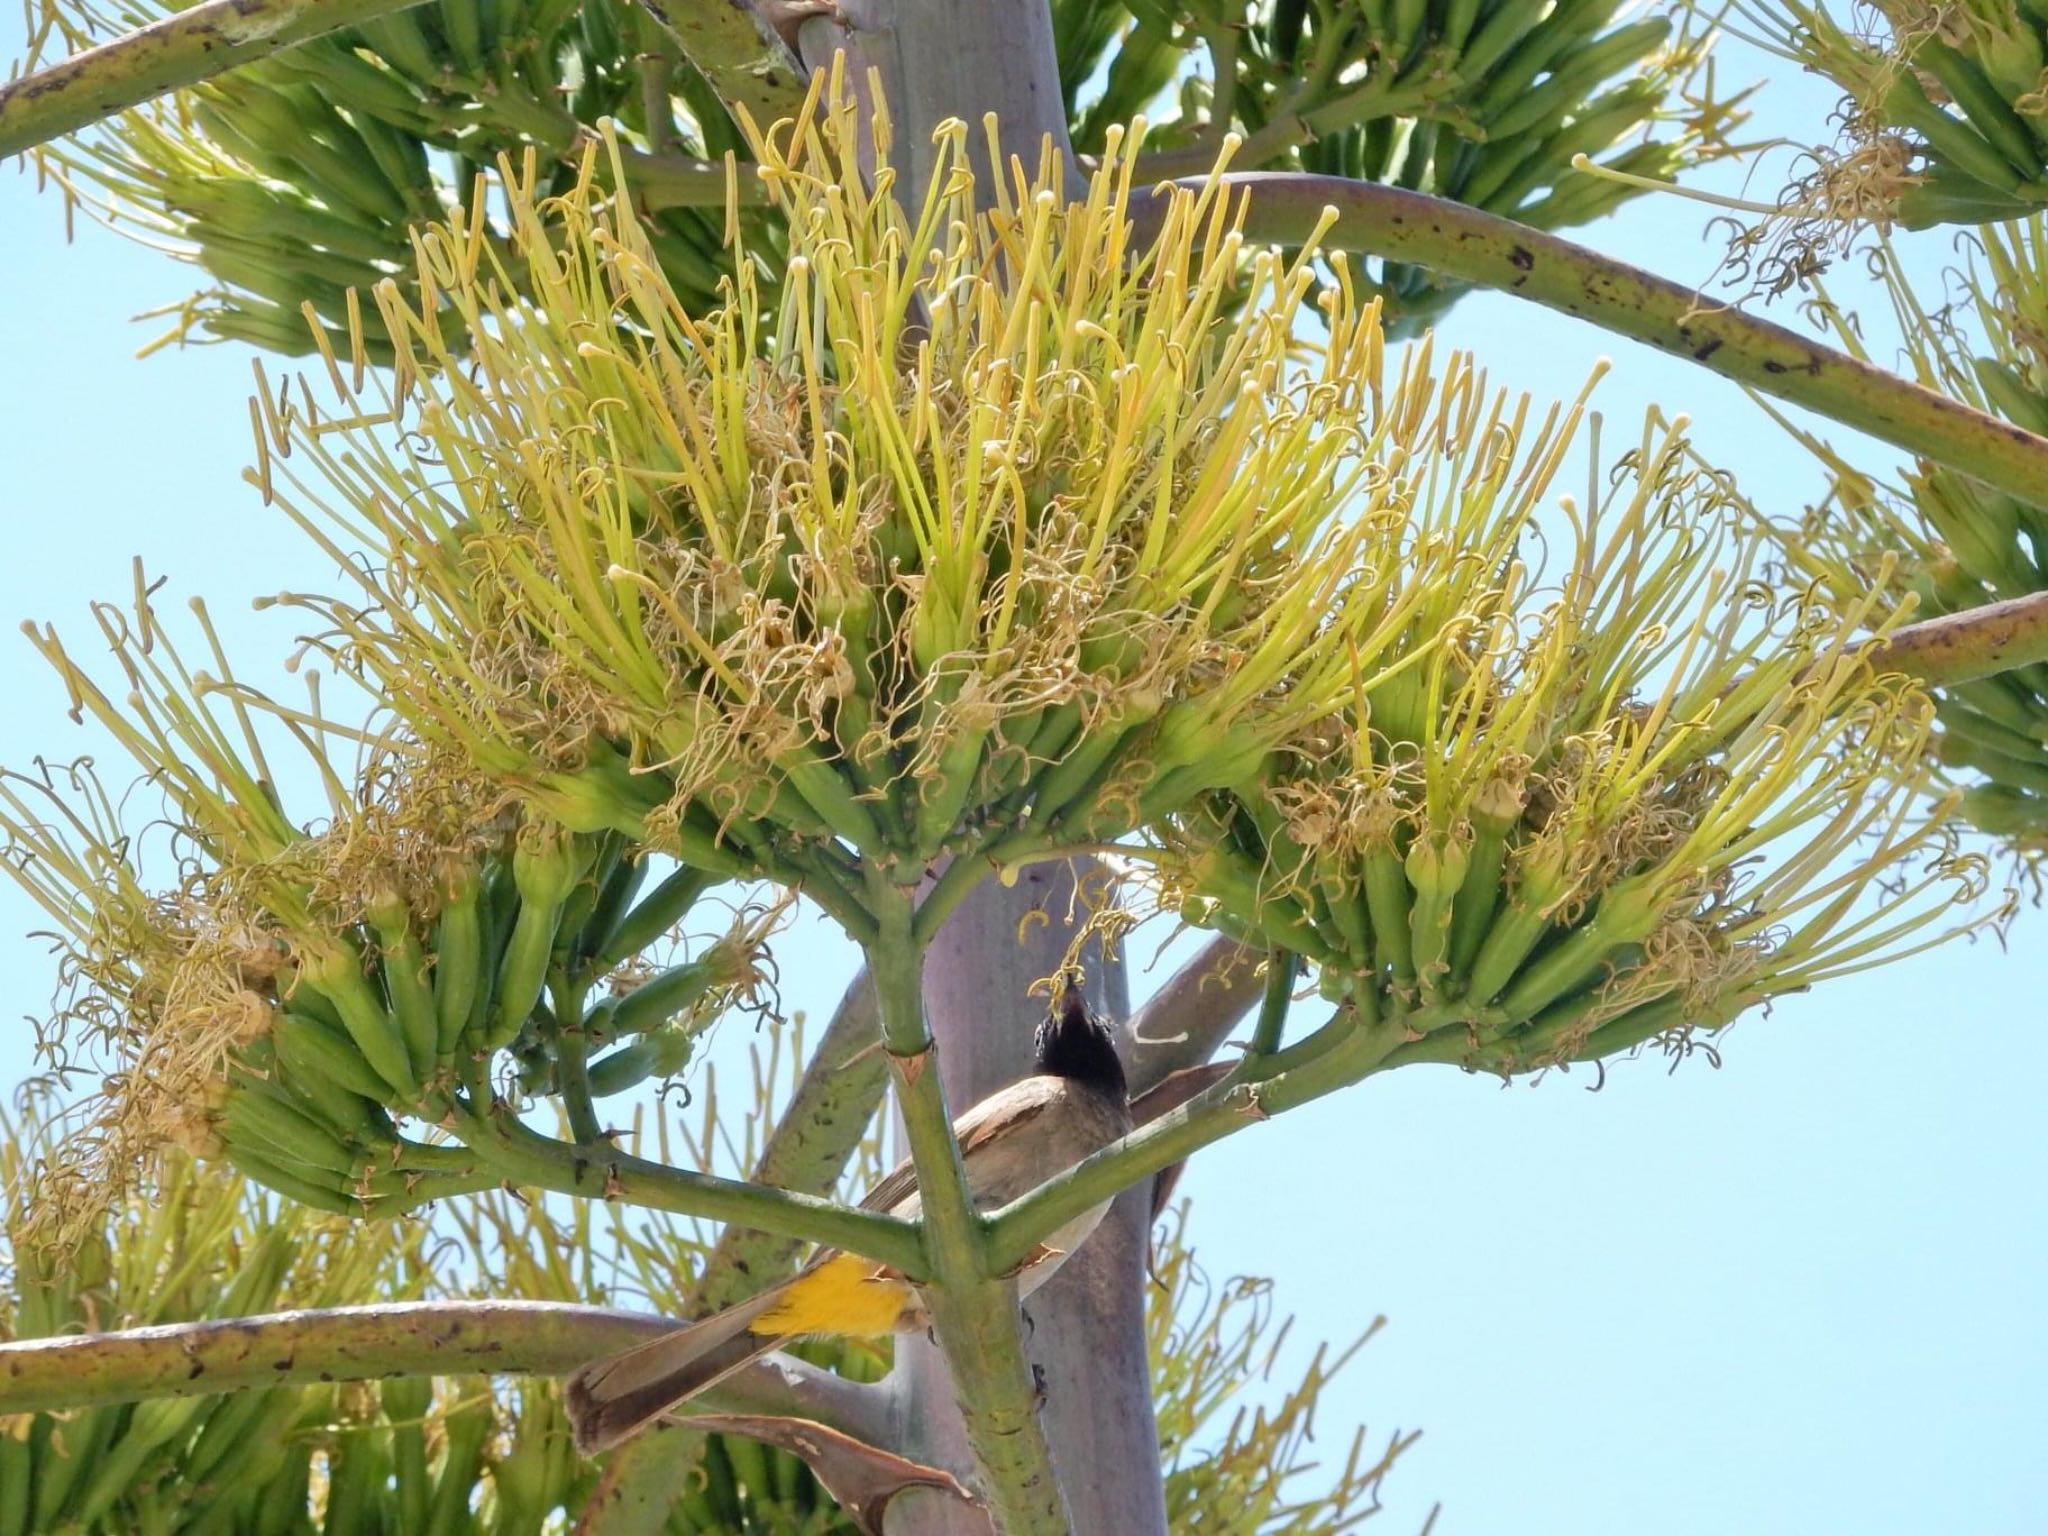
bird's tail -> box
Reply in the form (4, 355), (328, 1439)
(565, 1288), (790, 1454)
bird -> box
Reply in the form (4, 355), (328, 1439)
(564, 979), (1134, 1454)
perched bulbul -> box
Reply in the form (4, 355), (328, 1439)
(564, 984), (1133, 1454)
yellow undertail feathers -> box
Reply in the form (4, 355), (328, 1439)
(748, 1252), (914, 1339)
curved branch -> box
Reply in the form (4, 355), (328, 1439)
(982, 1007), (1411, 1275)
(452, 1098), (924, 1274)
(1868, 590), (2048, 687)
(0, 1301), (661, 1414)
(1198, 173), (2048, 511)
(0, 1301), (628, 1413)
(634, 0), (811, 131)
(863, 887), (1071, 1535)
(0, 1299), (887, 1435)
(0, 0), (421, 159)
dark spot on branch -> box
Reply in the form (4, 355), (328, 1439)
(1508, 245), (1534, 271)
(1692, 338), (1723, 362)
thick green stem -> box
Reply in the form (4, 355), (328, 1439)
(0, 1302), (659, 1417)
(865, 894), (978, 1284)
(913, 1280), (1070, 1535)
(864, 884), (1070, 1536)
(1247, 949), (1298, 1058)
(452, 1096), (922, 1272)
(1202, 173), (2048, 511)
(580, 915), (1236, 1534)
(634, 0), (811, 132)
(554, 1027), (606, 1147)
(0, 1302), (663, 1414)
(0, 0), (425, 159)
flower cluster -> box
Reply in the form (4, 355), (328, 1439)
(241, 97), (1504, 922)
(1148, 411), (1989, 1073)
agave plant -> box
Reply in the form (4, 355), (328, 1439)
(6, 0), (2048, 1522)
(1149, 410), (1983, 1070)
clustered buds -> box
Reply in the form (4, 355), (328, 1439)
(2, 1087), (1373, 1533)
(35, 0), (744, 359)
(1776, 217), (2048, 851)
(0, 583), (776, 1231)
(240, 96), (1535, 922)
(1751, 2), (2048, 229)
(1142, 0), (1732, 327)
(0, 1096), (879, 1533)
(36, 0), (1723, 356)
(1150, 411), (1991, 1075)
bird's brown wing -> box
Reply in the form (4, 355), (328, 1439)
(855, 1076), (1066, 1217)
(786, 1077), (1076, 1286)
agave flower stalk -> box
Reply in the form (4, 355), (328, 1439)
(197, 106), (1833, 1517)
(0, 1094), (444, 1534)
(2, 1073), (1395, 1534)
(0, 1097), (894, 1533)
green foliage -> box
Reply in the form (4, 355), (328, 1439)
(1146, 398), (1987, 1073)
(1770, 214), (2048, 851)
(1744, 0), (2048, 228)
(0, 1093), (878, 1534)
(0, 678), (776, 1234)
(35, 0), (754, 359)
(0, 108), (1472, 1225)
(2, 3), (2040, 1528)
(1130, 0), (1736, 328)
(30, 0), (1727, 349)
(1, 84), (1995, 1247)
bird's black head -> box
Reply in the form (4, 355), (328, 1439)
(1033, 977), (1127, 1101)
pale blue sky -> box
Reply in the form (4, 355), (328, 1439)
(1, 21), (2043, 1535)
